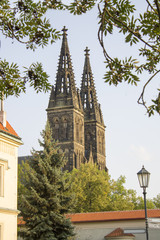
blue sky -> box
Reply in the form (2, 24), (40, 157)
(2, 2), (160, 199)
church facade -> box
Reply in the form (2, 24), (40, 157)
(47, 27), (106, 171)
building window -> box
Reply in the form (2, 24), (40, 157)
(0, 164), (4, 197)
(63, 119), (68, 139)
(54, 119), (59, 140)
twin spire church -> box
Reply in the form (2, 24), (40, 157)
(47, 27), (106, 171)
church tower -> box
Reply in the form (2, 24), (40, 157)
(80, 47), (106, 170)
(47, 27), (85, 171)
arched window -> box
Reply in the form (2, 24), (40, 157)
(84, 93), (87, 109)
(63, 118), (68, 139)
(66, 55), (69, 68)
(62, 56), (65, 68)
(76, 121), (79, 142)
(79, 121), (83, 144)
(67, 75), (70, 93)
(54, 118), (59, 140)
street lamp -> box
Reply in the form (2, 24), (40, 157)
(137, 166), (150, 240)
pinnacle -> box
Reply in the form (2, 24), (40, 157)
(84, 47), (90, 56)
(62, 26), (68, 36)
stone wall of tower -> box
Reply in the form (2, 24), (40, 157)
(47, 108), (84, 171)
(84, 121), (106, 170)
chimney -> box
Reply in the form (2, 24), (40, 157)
(0, 95), (6, 128)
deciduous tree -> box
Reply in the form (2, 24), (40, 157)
(69, 162), (111, 213)
(69, 163), (141, 212)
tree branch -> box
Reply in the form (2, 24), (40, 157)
(104, 2), (159, 52)
(97, 3), (115, 63)
(154, 0), (160, 24)
(146, 0), (156, 13)
(137, 69), (160, 111)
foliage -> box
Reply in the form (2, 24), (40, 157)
(0, 0), (62, 98)
(18, 159), (31, 207)
(108, 176), (137, 211)
(69, 163), (111, 212)
(68, 0), (160, 116)
(68, 163), (148, 212)
(18, 122), (75, 240)
(1, 1), (160, 116)
(97, 0), (160, 116)
(134, 196), (155, 210)
(153, 194), (160, 208)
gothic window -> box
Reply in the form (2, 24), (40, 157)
(85, 81), (87, 86)
(62, 56), (65, 68)
(90, 92), (93, 109)
(98, 131), (102, 154)
(74, 153), (77, 169)
(67, 75), (70, 93)
(61, 77), (65, 93)
(63, 118), (68, 139)
(66, 55), (69, 68)
(84, 93), (87, 108)
(54, 118), (59, 140)
(99, 132), (103, 154)
(76, 121), (79, 142)
(79, 120), (83, 144)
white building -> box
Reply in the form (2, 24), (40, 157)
(0, 105), (22, 240)
(66, 209), (160, 240)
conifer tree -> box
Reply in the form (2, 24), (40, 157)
(19, 122), (75, 240)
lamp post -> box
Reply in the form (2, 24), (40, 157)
(137, 166), (150, 240)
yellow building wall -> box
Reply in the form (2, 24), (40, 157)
(0, 134), (22, 240)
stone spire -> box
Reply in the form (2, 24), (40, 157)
(80, 47), (104, 124)
(48, 26), (81, 109)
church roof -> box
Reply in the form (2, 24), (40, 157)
(0, 120), (20, 139)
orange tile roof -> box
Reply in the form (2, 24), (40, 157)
(105, 228), (135, 238)
(18, 209), (160, 226)
(66, 209), (160, 223)
(0, 121), (20, 139)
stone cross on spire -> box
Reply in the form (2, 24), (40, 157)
(62, 26), (68, 35)
(84, 47), (90, 56)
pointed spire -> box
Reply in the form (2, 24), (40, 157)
(55, 26), (76, 96)
(80, 47), (103, 123)
(48, 26), (81, 109)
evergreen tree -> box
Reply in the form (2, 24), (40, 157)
(19, 122), (75, 240)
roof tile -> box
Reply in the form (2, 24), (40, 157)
(0, 121), (19, 138)
(66, 209), (160, 223)
(105, 228), (135, 237)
